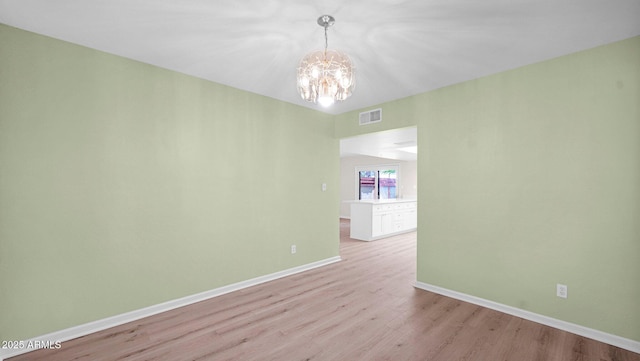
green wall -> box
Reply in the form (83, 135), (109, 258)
(334, 95), (418, 139)
(338, 36), (639, 342)
(0, 24), (339, 340)
(416, 36), (639, 341)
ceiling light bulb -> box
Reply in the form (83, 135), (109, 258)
(318, 96), (335, 107)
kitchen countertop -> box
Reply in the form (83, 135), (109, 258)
(347, 199), (417, 204)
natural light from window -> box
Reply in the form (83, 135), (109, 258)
(356, 166), (398, 200)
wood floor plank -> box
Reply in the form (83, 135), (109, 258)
(9, 219), (639, 361)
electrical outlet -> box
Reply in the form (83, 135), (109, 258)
(291, 245), (296, 254)
(321, 183), (327, 192)
(557, 284), (568, 299)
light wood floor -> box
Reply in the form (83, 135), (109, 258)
(11, 219), (639, 360)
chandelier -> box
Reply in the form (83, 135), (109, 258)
(296, 15), (355, 107)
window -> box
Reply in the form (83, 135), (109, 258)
(359, 170), (377, 199)
(378, 169), (397, 199)
(356, 165), (399, 200)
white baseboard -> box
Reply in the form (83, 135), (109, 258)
(0, 256), (342, 360)
(414, 281), (640, 354)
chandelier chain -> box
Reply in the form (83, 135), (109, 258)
(324, 23), (328, 56)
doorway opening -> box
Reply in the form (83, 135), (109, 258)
(338, 126), (417, 251)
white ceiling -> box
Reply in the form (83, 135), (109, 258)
(1, 0), (639, 116)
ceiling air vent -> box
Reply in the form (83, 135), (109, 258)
(359, 108), (382, 125)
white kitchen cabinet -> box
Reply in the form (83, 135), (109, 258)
(349, 200), (417, 241)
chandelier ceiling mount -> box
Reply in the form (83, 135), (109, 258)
(317, 14), (335, 28)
